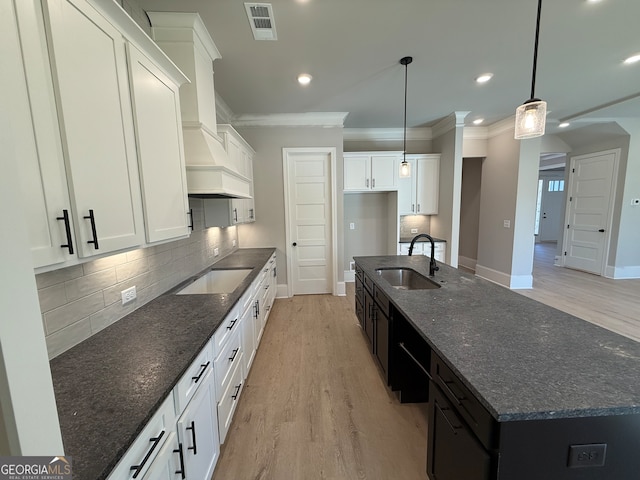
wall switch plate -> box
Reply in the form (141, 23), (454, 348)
(214, 247), (219, 256)
(568, 443), (606, 468)
(232, 239), (236, 246)
(349, 222), (355, 230)
(411, 228), (418, 234)
(121, 286), (136, 305)
(504, 220), (511, 228)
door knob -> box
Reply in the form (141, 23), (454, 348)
(292, 242), (297, 246)
(598, 229), (605, 232)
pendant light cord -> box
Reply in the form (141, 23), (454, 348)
(403, 61), (408, 161)
(530, 0), (543, 100)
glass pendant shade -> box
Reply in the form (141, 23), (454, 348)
(514, 99), (547, 139)
(399, 160), (411, 178)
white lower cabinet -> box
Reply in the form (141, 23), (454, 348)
(398, 242), (446, 263)
(107, 395), (176, 480)
(241, 301), (256, 380)
(140, 431), (180, 480)
(176, 369), (219, 480)
(216, 355), (244, 444)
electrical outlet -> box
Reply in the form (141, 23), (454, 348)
(411, 228), (418, 234)
(504, 220), (511, 228)
(214, 247), (219, 256)
(232, 239), (236, 246)
(121, 286), (136, 305)
(349, 222), (355, 230)
(349, 261), (355, 271)
(568, 444), (606, 468)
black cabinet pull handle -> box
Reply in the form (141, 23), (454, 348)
(130, 429), (165, 478)
(436, 402), (463, 433)
(56, 209), (74, 254)
(191, 362), (210, 383)
(186, 421), (197, 455)
(226, 318), (237, 330)
(187, 209), (194, 231)
(229, 348), (239, 362)
(173, 443), (186, 479)
(83, 209), (99, 249)
(231, 383), (242, 400)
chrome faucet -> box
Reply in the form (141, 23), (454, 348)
(408, 234), (440, 277)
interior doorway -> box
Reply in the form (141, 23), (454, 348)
(535, 170), (566, 243)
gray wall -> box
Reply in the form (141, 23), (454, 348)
(36, 199), (238, 359)
(459, 158), (483, 264)
(344, 138), (431, 153)
(236, 125), (344, 285)
(344, 193), (394, 265)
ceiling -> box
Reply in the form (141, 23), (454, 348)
(135, 0), (640, 133)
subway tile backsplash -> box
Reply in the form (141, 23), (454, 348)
(37, 199), (239, 359)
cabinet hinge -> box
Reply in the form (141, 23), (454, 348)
(572, 168), (575, 173)
(567, 224), (570, 229)
(564, 251), (567, 256)
(569, 196), (573, 201)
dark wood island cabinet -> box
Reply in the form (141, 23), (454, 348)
(354, 255), (640, 480)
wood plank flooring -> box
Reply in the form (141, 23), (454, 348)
(212, 293), (428, 480)
(517, 243), (640, 342)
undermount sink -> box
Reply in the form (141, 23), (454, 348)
(176, 268), (252, 295)
(375, 267), (441, 290)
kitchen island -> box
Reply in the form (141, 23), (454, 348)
(49, 248), (275, 480)
(354, 255), (640, 480)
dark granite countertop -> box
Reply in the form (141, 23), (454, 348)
(354, 255), (640, 422)
(399, 236), (446, 243)
(49, 248), (275, 480)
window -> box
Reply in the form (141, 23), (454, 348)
(548, 180), (565, 192)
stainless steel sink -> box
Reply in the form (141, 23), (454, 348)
(375, 268), (441, 290)
(176, 268), (252, 295)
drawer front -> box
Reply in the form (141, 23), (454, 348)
(373, 285), (390, 318)
(107, 395), (175, 480)
(217, 357), (244, 444)
(212, 305), (240, 357)
(355, 276), (364, 306)
(363, 272), (375, 294)
(431, 352), (496, 450)
(355, 263), (363, 280)
(214, 327), (243, 403)
(174, 343), (214, 414)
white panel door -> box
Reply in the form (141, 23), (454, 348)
(128, 44), (189, 244)
(43, 0), (144, 257)
(286, 150), (332, 295)
(564, 151), (617, 275)
(538, 171), (565, 243)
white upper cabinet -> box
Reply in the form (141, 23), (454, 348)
(343, 153), (400, 192)
(398, 154), (440, 215)
(42, 0), (145, 257)
(127, 44), (190, 244)
(11, 0), (75, 268)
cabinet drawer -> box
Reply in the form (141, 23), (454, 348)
(373, 285), (390, 318)
(355, 276), (364, 307)
(173, 343), (213, 414)
(431, 352), (496, 450)
(355, 263), (363, 280)
(214, 327), (243, 403)
(363, 272), (375, 294)
(217, 356), (244, 444)
(212, 305), (240, 358)
(107, 395), (175, 480)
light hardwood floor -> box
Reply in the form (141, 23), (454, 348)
(517, 243), (640, 342)
(212, 293), (429, 480)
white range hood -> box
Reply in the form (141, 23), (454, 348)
(148, 12), (251, 199)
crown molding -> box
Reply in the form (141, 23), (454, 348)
(488, 116), (516, 138)
(232, 112), (349, 127)
(343, 127), (432, 142)
(463, 126), (489, 140)
(432, 111), (470, 138)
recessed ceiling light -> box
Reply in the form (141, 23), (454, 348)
(586, 0), (603, 3)
(475, 73), (493, 84)
(623, 54), (640, 65)
(297, 73), (312, 85)
(558, 122), (570, 128)
(473, 118), (484, 125)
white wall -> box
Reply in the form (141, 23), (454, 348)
(237, 126), (344, 285)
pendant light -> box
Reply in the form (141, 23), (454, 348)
(514, 0), (547, 139)
(399, 56), (413, 178)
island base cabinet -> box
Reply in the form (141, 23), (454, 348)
(427, 384), (492, 480)
(176, 371), (219, 480)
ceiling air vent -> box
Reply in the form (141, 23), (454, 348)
(244, 3), (277, 41)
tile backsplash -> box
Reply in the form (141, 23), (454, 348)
(399, 215), (431, 238)
(37, 199), (238, 359)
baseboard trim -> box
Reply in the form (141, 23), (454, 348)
(276, 284), (289, 298)
(344, 270), (355, 283)
(605, 264), (640, 279)
(458, 255), (477, 271)
(475, 265), (533, 289)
